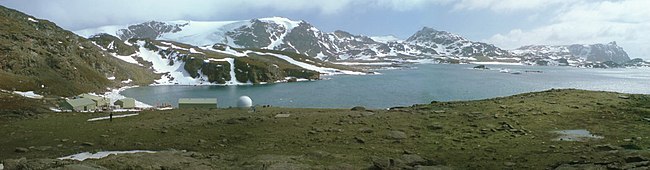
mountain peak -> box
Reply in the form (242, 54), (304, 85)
(420, 26), (437, 32)
(258, 17), (302, 24)
(406, 27), (466, 45)
(333, 30), (354, 37)
(514, 42), (630, 63)
(258, 16), (295, 21)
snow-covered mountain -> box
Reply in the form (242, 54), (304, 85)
(513, 42), (630, 66)
(76, 17), (515, 63)
(76, 18), (294, 48)
(77, 17), (635, 66)
(404, 27), (510, 57)
(87, 33), (365, 86)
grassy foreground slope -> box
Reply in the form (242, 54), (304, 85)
(0, 6), (156, 96)
(0, 91), (52, 120)
(1, 89), (649, 169)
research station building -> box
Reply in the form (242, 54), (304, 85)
(178, 98), (218, 109)
(78, 94), (110, 108)
(60, 98), (96, 112)
(114, 98), (136, 109)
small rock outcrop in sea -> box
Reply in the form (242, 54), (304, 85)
(473, 65), (488, 69)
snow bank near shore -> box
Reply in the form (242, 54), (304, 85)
(95, 86), (152, 109)
(470, 62), (524, 66)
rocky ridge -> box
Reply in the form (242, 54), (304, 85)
(513, 41), (631, 66)
(77, 18), (636, 65)
(75, 18), (518, 64)
(88, 33), (364, 85)
(0, 6), (156, 96)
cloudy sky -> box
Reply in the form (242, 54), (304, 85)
(1, 0), (648, 59)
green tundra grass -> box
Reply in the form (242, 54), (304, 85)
(1, 89), (649, 169)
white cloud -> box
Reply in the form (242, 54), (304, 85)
(1, 0), (455, 30)
(486, 0), (650, 59)
(2, 0), (648, 58)
(452, 0), (579, 12)
(371, 0), (454, 11)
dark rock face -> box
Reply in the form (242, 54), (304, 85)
(226, 19), (274, 48)
(406, 27), (509, 57)
(567, 42), (629, 63)
(282, 22), (331, 58)
(89, 34), (137, 56)
(117, 21), (183, 40)
(623, 58), (650, 67)
(199, 61), (232, 84)
(234, 57), (283, 83)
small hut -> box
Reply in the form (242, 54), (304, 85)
(114, 98), (136, 109)
(178, 98), (217, 109)
(60, 98), (96, 112)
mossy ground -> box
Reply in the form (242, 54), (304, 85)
(1, 89), (649, 169)
(0, 91), (52, 120)
(0, 6), (157, 97)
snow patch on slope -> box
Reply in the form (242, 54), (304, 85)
(315, 52), (328, 60)
(249, 51), (366, 75)
(27, 17), (38, 23)
(159, 41), (189, 51)
(12, 91), (43, 99)
(58, 150), (156, 161)
(160, 20), (250, 47)
(75, 25), (127, 38)
(259, 17), (301, 49)
(203, 46), (247, 57)
(136, 41), (211, 85)
(370, 35), (401, 43)
(113, 54), (142, 66)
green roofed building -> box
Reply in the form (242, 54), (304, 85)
(178, 98), (217, 109)
(114, 98), (136, 109)
(78, 94), (110, 107)
(60, 98), (97, 112)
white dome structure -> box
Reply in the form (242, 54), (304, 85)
(237, 96), (253, 108)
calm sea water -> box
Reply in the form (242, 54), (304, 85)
(121, 64), (650, 109)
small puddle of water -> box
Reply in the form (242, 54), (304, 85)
(553, 129), (603, 141)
